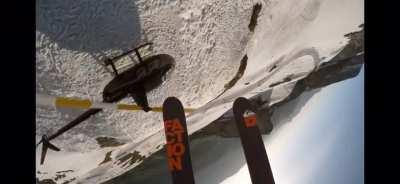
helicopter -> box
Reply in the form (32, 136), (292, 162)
(37, 42), (175, 164)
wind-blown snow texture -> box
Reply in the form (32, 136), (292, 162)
(36, 0), (363, 183)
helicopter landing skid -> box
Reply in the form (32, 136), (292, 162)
(104, 42), (153, 76)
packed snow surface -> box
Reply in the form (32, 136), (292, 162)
(36, 0), (363, 183)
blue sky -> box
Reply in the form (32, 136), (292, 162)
(288, 66), (364, 184)
(222, 66), (364, 184)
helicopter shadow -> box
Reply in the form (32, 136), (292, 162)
(36, 0), (142, 54)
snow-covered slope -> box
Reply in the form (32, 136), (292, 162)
(36, 0), (363, 183)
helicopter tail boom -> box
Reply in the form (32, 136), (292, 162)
(38, 135), (61, 165)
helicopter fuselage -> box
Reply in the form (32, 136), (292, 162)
(102, 54), (175, 103)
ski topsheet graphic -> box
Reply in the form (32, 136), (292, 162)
(233, 97), (275, 184)
(162, 97), (196, 184)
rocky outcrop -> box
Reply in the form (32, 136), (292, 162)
(195, 27), (364, 138)
(248, 3), (262, 32)
(95, 137), (126, 148)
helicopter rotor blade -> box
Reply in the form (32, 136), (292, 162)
(47, 108), (102, 140)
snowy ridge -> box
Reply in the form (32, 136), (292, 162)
(36, 0), (363, 183)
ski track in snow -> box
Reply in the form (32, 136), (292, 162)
(36, 0), (363, 183)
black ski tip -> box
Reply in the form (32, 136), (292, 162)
(163, 97), (184, 111)
(39, 135), (61, 165)
(233, 97), (248, 107)
(233, 97), (258, 113)
(163, 96), (180, 104)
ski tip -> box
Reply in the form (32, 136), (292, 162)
(164, 96), (179, 102)
(163, 97), (189, 116)
(233, 97), (250, 109)
(234, 97), (248, 104)
(233, 97), (259, 114)
(163, 97), (183, 107)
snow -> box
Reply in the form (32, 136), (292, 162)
(36, 0), (363, 183)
